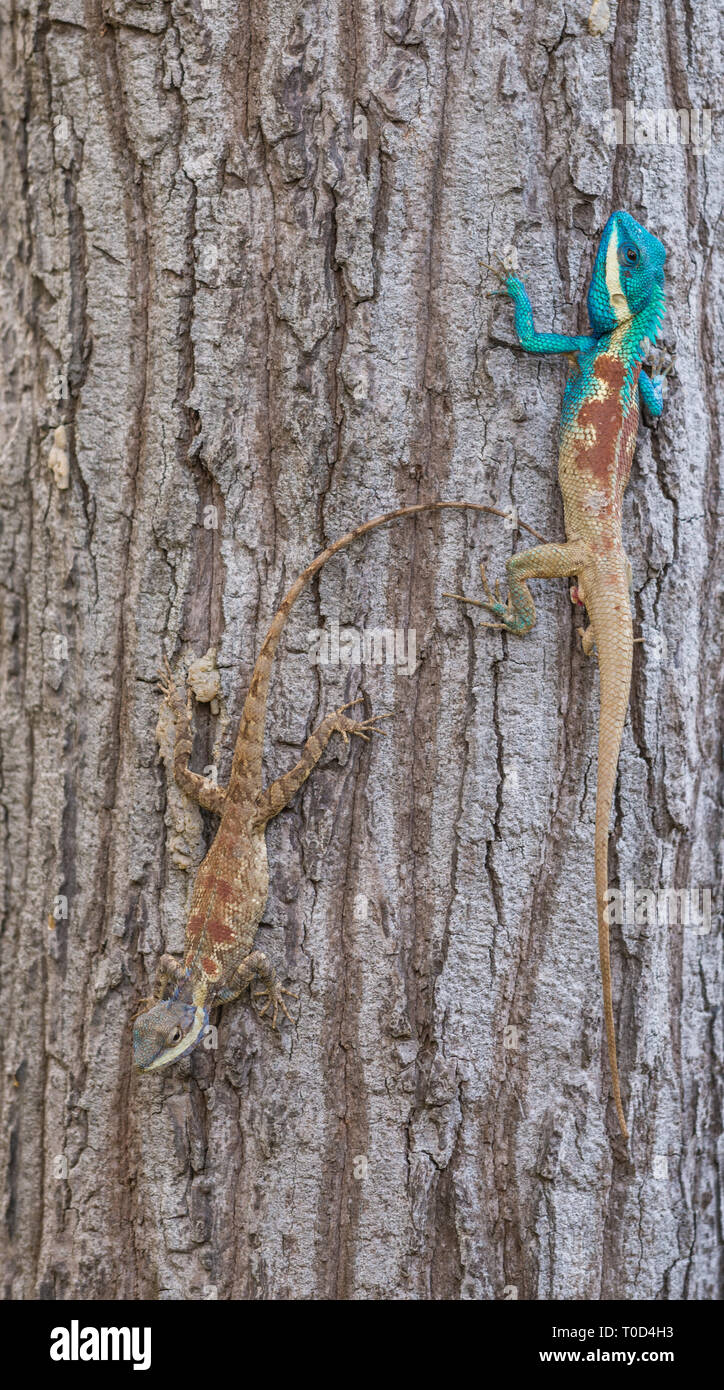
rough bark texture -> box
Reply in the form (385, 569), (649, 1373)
(1, 0), (721, 1301)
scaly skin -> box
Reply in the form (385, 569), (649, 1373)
(133, 499), (529, 1072)
(460, 212), (669, 1140)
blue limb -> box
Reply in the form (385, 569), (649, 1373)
(638, 368), (665, 418)
(504, 276), (596, 356)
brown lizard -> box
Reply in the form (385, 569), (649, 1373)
(133, 499), (536, 1072)
(452, 213), (669, 1140)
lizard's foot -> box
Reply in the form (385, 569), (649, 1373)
(155, 952), (186, 999)
(650, 348), (675, 408)
(158, 654), (192, 719)
(132, 953), (185, 1020)
(641, 343), (676, 423)
(480, 252), (508, 296)
(577, 624), (596, 656)
(158, 652), (177, 702)
(445, 563), (523, 633)
(480, 247), (519, 294)
(252, 976), (299, 1031)
(570, 584), (596, 654)
(645, 343), (676, 381)
(331, 698), (392, 744)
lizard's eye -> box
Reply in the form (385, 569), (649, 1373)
(168, 1026), (183, 1045)
(619, 244), (639, 267)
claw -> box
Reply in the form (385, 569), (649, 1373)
(479, 563), (495, 605)
(334, 702), (391, 745)
(252, 983), (299, 1032)
(277, 990), (298, 1026)
(357, 714), (391, 736)
(445, 558), (514, 631)
(252, 990), (275, 1026)
(443, 590), (488, 608)
(479, 252), (509, 281)
(645, 344), (676, 380)
(479, 249), (518, 290)
(157, 656), (172, 697)
(158, 653), (187, 714)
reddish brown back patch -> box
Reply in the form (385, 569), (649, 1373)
(210, 878), (233, 903)
(214, 833), (236, 856)
(201, 956), (221, 980)
(206, 918), (235, 947)
(574, 355), (630, 484)
(187, 914), (205, 944)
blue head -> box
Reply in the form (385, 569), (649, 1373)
(587, 211), (666, 336)
(133, 996), (209, 1072)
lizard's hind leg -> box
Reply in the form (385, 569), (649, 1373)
(572, 558), (633, 657)
(449, 540), (589, 635)
(570, 579), (596, 655)
(253, 698), (390, 827)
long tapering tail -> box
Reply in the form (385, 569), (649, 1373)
(231, 500), (530, 789)
(587, 566), (634, 1140)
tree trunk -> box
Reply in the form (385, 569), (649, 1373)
(1, 0), (720, 1301)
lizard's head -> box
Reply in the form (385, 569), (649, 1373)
(588, 211), (666, 333)
(133, 999), (209, 1072)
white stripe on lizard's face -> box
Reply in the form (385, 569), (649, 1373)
(140, 1005), (208, 1070)
(605, 220), (629, 322)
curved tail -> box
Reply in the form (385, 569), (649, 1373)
(230, 500), (522, 790)
(588, 567), (633, 1140)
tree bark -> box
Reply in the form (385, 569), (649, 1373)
(0, 0), (721, 1301)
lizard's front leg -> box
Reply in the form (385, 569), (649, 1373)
(159, 655), (228, 814)
(155, 952), (186, 999)
(216, 950), (298, 1030)
(483, 258), (596, 356)
(450, 540), (589, 635)
(253, 698), (390, 825)
(639, 345), (675, 422)
(132, 952), (186, 1019)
